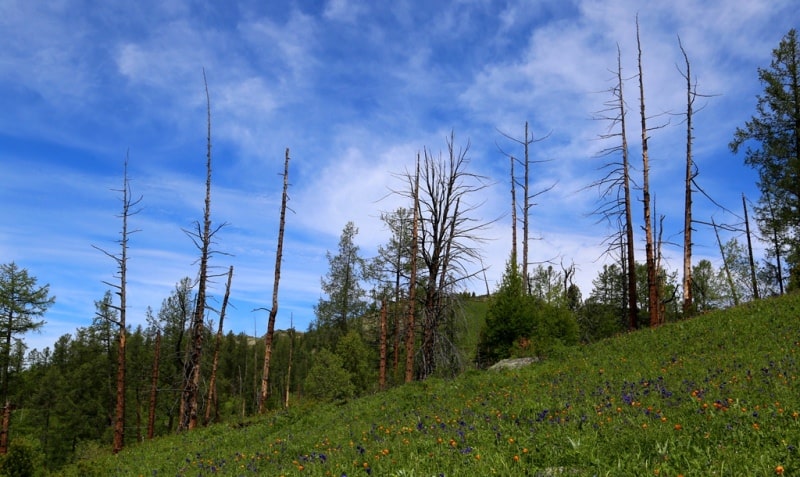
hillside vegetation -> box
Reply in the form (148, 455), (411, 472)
(60, 293), (799, 476)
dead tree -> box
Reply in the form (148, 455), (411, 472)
(180, 71), (226, 431)
(636, 18), (661, 327)
(93, 153), (142, 453)
(205, 265), (233, 424)
(412, 133), (491, 379)
(404, 156), (420, 383)
(678, 37), (699, 317)
(497, 123), (554, 291)
(259, 148), (291, 414)
(589, 45), (638, 330)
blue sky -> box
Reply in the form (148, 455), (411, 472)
(1, 0), (795, 352)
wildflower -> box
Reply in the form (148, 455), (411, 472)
(513, 455), (520, 462)
(776, 465), (785, 475)
(674, 424), (682, 431)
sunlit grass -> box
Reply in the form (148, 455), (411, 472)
(63, 293), (800, 476)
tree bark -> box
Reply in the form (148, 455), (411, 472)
(259, 148), (290, 413)
(680, 37), (696, 317)
(180, 71), (215, 431)
(91, 153), (141, 453)
(615, 48), (638, 331)
(636, 19), (660, 327)
(404, 156), (420, 383)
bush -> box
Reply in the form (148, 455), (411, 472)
(0, 437), (43, 477)
(303, 348), (356, 402)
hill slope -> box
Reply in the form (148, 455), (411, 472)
(65, 294), (800, 476)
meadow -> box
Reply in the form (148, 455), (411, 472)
(63, 294), (800, 476)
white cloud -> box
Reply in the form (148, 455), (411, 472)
(323, 0), (366, 23)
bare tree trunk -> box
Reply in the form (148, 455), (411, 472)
(379, 298), (387, 390)
(147, 330), (161, 440)
(497, 123), (552, 295)
(180, 71), (216, 431)
(679, 37), (697, 317)
(614, 47), (638, 330)
(743, 195), (760, 300)
(636, 19), (660, 327)
(205, 266), (233, 424)
(112, 156), (136, 452)
(404, 156), (420, 383)
(259, 148), (291, 414)
(93, 154), (141, 452)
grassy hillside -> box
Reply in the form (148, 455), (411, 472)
(63, 294), (800, 476)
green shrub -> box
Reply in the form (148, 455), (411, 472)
(303, 348), (356, 402)
(0, 437), (43, 477)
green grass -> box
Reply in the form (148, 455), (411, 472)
(62, 294), (800, 476)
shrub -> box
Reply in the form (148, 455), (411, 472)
(0, 437), (43, 477)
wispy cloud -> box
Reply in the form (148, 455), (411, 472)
(1, 0), (794, 352)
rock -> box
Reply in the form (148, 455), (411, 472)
(487, 357), (539, 371)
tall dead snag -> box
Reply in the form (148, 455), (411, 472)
(205, 265), (233, 424)
(93, 153), (142, 453)
(259, 148), (291, 414)
(404, 156), (420, 383)
(147, 328), (160, 440)
(497, 123), (554, 291)
(679, 37), (698, 317)
(636, 19), (660, 327)
(619, 52), (637, 331)
(590, 46), (638, 330)
(180, 71), (225, 431)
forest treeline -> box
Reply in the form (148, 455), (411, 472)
(0, 26), (797, 474)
